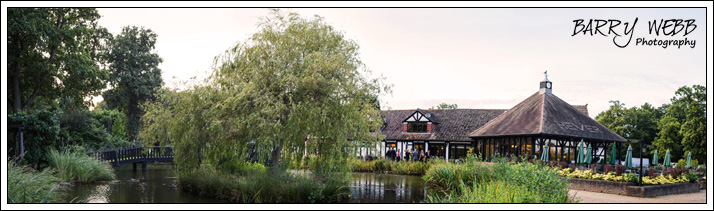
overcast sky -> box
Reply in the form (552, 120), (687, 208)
(91, 8), (707, 118)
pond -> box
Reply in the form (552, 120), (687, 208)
(59, 165), (224, 203)
(60, 165), (432, 203)
(349, 172), (431, 203)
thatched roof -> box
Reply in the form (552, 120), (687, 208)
(468, 92), (627, 142)
(381, 109), (506, 142)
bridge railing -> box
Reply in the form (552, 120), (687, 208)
(87, 146), (173, 166)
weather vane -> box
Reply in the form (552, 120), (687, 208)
(544, 70), (548, 81)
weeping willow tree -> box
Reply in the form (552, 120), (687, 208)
(140, 10), (388, 179)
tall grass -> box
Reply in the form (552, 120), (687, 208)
(350, 158), (444, 175)
(422, 160), (492, 191)
(178, 165), (350, 203)
(7, 161), (63, 203)
(423, 155), (577, 203)
(47, 149), (115, 183)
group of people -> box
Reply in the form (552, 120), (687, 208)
(385, 147), (430, 162)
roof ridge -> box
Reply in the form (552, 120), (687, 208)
(468, 92), (540, 136)
(538, 92), (546, 134)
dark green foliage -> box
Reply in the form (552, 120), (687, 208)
(104, 26), (163, 141)
(8, 110), (60, 167)
(57, 104), (131, 152)
(596, 101), (664, 158)
(7, 8), (109, 114)
(596, 85), (705, 163)
(654, 85), (706, 164)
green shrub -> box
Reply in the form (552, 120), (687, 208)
(682, 172), (699, 182)
(7, 161), (63, 203)
(7, 110), (61, 167)
(426, 180), (570, 203)
(677, 159), (687, 168)
(220, 158), (267, 175)
(424, 155), (576, 203)
(47, 149), (115, 183)
(690, 159), (699, 168)
(349, 158), (445, 175)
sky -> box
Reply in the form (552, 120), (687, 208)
(89, 7), (708, 118)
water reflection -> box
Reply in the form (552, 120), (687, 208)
(63, 165), (431, 203)
(349, 172), (429, 203)
(61, 165), (225, 203)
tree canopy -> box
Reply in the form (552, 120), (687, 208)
(653, 85), (706, 163)
(431, 103), (458, 110)
(596, 85), (706, 163)
(8, 8), (109, 113)
(141, 11), (389, 176)
(595, 101), (664, 158)
(103, 26), (163, 141)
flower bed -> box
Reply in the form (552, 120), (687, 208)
(559, 168), (697, 185)
(562, 168), (700, 197)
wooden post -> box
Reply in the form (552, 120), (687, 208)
(142, 161), (147, 172)
(17, 127), (25, 162)
(114, 150), (119, 166)
(133, 162), (137, 172)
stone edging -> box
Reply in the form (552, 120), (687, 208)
(569, 178), (699, 197)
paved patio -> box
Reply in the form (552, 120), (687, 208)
(569, 189), (706, 203)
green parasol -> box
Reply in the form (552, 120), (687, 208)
(685, 152), (692, 168)
(652, 150), (658, 166)
(585, 143), (592, 164)
(609, 143), (617, 165)
(540, 145), (549, 162)
(663, 149), (672, 167)
(577, 140), (585, 165)
(625, 145), (633, 169)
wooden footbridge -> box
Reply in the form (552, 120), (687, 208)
(86, 146), (173, 172)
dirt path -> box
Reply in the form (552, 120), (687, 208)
(569, 189), (706, 203)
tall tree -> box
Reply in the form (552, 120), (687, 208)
(653, 85), (706, 163)
(7, 8), (109, 113)
(595, 100), (628, 135)
(141, 10), (388, 176)
(103, 26), (163, 141)
(596, 101), (664, 158)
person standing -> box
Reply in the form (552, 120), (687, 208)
(412, 149), (419, 161)
(405, 149), (411, 161)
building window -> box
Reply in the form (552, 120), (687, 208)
(407, 122), (428, 132)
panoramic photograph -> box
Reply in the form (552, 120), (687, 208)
(3, 2), (711, 210)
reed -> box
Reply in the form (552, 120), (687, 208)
(423, 155), (577, 203)
(7, 161), (63, 203)
(46, 149), (115, 183)
(178, 165), (349, 203)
